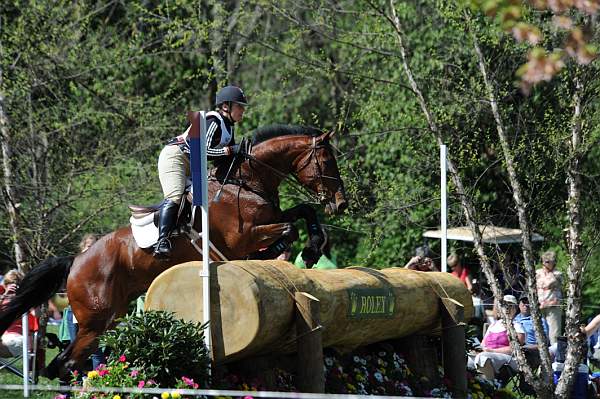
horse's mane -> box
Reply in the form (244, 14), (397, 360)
(251, 124), (322, 145)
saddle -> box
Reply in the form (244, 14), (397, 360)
(128, 192), (193, 232)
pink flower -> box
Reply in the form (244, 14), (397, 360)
(98, 369), (109, 377)
(244, 396), (254, 399)
(54, 395), (68, 399)
(182, 376), (197, 388)
(138, 380), (145, 389)
(131, 370), (139, 377)
(147, 379), (156, 386)
(119, 355), (127, 362)
(72, 370), (79, 377)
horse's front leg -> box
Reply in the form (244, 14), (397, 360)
(281, 204), (324, 268)
(246, 222), (299, 260)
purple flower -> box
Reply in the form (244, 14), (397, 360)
(131, 370), (139, 378)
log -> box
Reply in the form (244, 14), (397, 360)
(145, 260), (473, 364)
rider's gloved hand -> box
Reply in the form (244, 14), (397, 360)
(228, 144), (243, 156)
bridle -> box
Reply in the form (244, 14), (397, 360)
(242, 136), (340, 205)
(293, 137), (333, 203)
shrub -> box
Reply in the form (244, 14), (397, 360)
(100, 310), (210, 387)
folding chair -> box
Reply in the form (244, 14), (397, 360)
(0, 316), (40, 383)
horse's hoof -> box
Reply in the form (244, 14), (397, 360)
(301, 247), (320, 267)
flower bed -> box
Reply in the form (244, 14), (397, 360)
(57, 311), (517, 398)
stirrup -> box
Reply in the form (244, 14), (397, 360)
(153, 238), (172, 258)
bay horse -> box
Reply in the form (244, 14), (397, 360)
(0, 124), (347, 381)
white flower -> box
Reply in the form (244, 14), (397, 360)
(374, 372), (384, 382)
(353, 355), (360, 363)
(378, 351), (386, 357)
(325, 357), (333, 366)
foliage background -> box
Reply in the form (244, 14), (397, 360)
(1, 0), (599, 315)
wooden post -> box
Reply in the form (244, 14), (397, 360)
(400, 335), (440, 386)
(295, 292), (324, 393)
(440, 297), (467, 398)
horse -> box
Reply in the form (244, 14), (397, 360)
(0, 124), (347, 381)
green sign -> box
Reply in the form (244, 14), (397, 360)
(348, 288), (396, 318)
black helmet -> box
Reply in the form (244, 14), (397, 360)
(215, 85), (248, 106)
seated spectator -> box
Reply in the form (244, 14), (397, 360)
(0, 269), (38, 356)
(474, 295), (524, 381)
(514, 295), (549, 348)
(581, 314), (600, 364)
(448, 253), (473, 292)
(405, 246), (439, 272)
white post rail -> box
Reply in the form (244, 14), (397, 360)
(21, 313), (29, 397)
(189, 110), (211, 372)
(440, 145), (448, 273)
(199, 111), (211, 357)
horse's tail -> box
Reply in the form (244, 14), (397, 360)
(0, 256), (74, 334)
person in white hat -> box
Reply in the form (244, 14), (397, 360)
(474, 295), (525, 381)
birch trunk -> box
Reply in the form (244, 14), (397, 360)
(555, 76), (587, 397)
(0, 35), (28, 272)
(382, 2), (556, 396)
(471, 35), (554, 396)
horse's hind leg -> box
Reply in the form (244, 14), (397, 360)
(57, 326), (104, 381)
(43, 341), (75, 381)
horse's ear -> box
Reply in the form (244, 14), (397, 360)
(319, 130), (335, 142)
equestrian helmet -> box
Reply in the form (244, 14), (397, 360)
(215, 85), (248, 107)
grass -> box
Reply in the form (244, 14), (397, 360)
(0, 325), (62, 399)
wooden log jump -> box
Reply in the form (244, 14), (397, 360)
(145, 260), (473, 365)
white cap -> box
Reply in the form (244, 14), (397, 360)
(503, 294), (518, 305)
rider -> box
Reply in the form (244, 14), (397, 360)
(154, 85), (248, 258)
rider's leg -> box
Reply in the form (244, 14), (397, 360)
(156, 144), (189, 258)
(154, 200), (179, 257)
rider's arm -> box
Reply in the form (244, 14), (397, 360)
(206, 119), (230, 157)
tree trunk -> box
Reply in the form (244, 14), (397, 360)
(145, 261), (473, 364)
(555, 75), (587, 397)
(471, 33), (553, 396)
(0, 50), (28, 272)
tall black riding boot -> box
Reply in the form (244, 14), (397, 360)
(153, 199), (179, 258)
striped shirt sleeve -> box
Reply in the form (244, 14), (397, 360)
(205, 119), (228, 157)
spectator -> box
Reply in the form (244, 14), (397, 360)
(448, 253), (473, 292)
(583, 314), (600, 338)
(536, 250), (563, 345)
(474, 295), (524, 381)
(0, 269), (38, 356)
(514, 295), (549, 347)
(405, 246), (438, 272)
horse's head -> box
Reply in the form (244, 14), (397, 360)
(294, 131), (348, 215)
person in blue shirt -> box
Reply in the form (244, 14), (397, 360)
(514, 295), (549, 347)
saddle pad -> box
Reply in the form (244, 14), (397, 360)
(130, 214), (159, 249)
